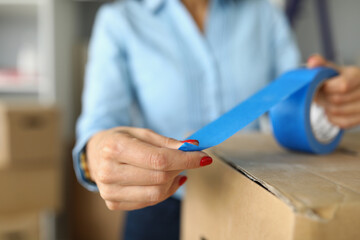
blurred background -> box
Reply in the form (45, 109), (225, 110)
(0, 0), (359, 240)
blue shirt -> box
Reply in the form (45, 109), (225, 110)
(73, 0), (300, 192)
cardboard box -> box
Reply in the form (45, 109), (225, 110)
(0, 102), (60, 168)
(0, 212), (39, 240)
(0, 166), (61, 214)
(182, 133), (360, 240)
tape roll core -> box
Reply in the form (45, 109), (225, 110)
(310, 103), (340, 144)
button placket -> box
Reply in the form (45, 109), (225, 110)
(168, 0), (222, 128)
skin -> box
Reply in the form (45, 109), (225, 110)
(307, 54), (360, 128)
(182, 0), (209, 32)
(86, 1), (360, 211)
(87, 127), (210, 211)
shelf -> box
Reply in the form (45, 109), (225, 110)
(0, 71), (38, 94)
(0, 84), (38, 94)
(0, 0), (38, 5)
(0, 0), (55, 102)
(0, 2), (38, 17)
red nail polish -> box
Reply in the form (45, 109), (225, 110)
(181, 139), (199, 145)
(179, 176), (187, 186)
(200, 156), (213, 166)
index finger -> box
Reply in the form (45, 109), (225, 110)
(322, 75), (360, 94)
(113, 134), (212, 171)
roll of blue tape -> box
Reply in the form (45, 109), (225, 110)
(179, 67), (343, 154)
(270, 68), (343, 154)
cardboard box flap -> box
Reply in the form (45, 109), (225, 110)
(211, 133), (360, 221)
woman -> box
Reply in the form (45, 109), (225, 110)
(73, 0), (360, 239)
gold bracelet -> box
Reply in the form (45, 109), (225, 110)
(80, 151), (94, 183)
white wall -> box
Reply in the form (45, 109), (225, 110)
(294, 0), (360, 65)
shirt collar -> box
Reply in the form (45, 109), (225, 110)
(142, 0), (235, 13)
(142, 0), (166, 13)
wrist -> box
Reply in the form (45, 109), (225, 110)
(80, 147), (95, 184)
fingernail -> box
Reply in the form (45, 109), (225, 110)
(200, 156), (213, 167)
(181, 139), (199, 145)
(179, 176), (187, 186)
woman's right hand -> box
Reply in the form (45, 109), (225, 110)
(86, 127), (213, 211)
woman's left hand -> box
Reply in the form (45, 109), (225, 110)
(307, 54), (360, 129)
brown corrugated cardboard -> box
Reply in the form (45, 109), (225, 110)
(0, 102), (60, 168)
(0, 212), (39, 240)
(0, 166), (62, 214)
(182, 133), (360, 240)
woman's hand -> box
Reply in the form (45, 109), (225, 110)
(307, 54), (360, 128)
(86, 127), (212, 211)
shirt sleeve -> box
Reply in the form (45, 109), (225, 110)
(270, 3), (301, 77)
(72, 5), (133, 191)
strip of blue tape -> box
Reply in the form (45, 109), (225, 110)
(179, 67), (343, 154)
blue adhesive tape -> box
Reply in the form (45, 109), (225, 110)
(179, 67), (343, 154)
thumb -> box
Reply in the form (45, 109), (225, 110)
(306, 54), (341, 72)
(307, 54), (327, 68)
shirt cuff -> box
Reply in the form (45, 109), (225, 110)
(73, 129), (103, 192)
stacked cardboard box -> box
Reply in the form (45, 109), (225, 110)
(0, 213), (40, 240)
(182, 133), (360, 240)
(0, 102), (61, 240)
